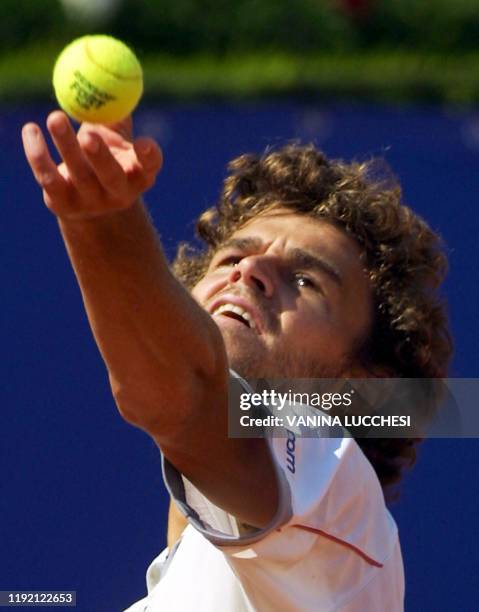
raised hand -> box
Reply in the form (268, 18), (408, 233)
(21, 110), (163, 221)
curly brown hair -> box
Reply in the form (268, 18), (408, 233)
(172, 143), (453, 495)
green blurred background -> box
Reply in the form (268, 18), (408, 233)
(2, 0), (479, 104)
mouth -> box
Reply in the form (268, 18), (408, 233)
(211, 303), (256, 330)
(210, 295), (262, 334)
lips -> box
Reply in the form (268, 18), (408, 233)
(208, 295), (263, 334)
(212, 303), (256, 329)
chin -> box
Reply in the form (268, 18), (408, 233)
(222, 340), (269, 379)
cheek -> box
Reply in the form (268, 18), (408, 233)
(191, 280), (209, 305)
(279, 304), (346, 351)
(280, 297), (330, 332)
(191, 273), (226, 305)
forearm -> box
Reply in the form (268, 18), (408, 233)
(58, 200), (226, 431)
(23, 113), (278, 528)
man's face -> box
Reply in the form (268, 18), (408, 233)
(192, 209), (373, 379)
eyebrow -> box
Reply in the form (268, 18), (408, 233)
(288, 248), (343, 288)
(217, 237), (343, 288)
(218, 237), (263, 253)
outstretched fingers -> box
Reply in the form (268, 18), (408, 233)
(23, 110), (164, 220)
(131, 137), (163, 192)
(21, 122), (70, 207)
(46, 111), (98, 192)
(79, 130), (128, 198)
(80, 133), (163, 206)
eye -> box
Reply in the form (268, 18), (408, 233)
(215, 254), (242, 267)
(293, 273), (317, 290)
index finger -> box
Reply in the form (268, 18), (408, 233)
(46, 111), (97, 189)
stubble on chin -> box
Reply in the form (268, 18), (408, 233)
(223, 331), (349, 380)
(220, 327), (268, 379)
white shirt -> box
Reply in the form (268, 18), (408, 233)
(125, 375), (404, 611)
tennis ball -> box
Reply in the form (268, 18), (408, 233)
(52, 35), (143, 124)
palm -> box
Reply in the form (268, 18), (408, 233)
(61, 118), (136, 181)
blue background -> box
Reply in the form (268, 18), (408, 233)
(1, 102), (478, 610)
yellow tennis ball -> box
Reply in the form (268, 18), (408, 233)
(52, 35), (143, 124)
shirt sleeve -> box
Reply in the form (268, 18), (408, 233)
(161, 370), (292, 546)
(162, 370), (396, 563)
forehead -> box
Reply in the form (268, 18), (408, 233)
(226, 210), (365, 276)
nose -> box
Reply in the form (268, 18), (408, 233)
(227, 255), (275, 297)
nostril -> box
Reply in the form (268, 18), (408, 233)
(229, 268), (241, 283)
(252, 277), (266, 292)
